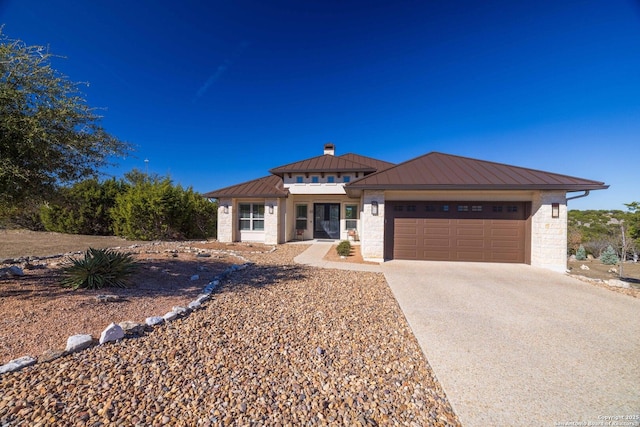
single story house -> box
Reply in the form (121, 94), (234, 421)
(204, 143), (608, 272)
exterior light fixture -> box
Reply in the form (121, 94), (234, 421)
(223, 205), (229, 214)
(269, 205), (274, 214)
(552, 203), (559, 218)
(371, 201), (379, 216)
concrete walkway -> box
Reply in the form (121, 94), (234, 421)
(292, 241), (382, 272)
(381, 260), (640, 427)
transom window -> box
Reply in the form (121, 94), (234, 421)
(239, 204), (264, 231)
(345, 205), (358, 230)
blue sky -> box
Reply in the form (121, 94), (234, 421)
(2, 0), (639, 210)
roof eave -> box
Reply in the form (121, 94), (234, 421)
(345, 184), (609, 191)
(205, 192), (288, 199)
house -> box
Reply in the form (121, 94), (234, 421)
(204, 143), (608, 272)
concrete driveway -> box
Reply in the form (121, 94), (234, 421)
(382, 261), (640, 426)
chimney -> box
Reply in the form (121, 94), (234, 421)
(323, 143), (335, 156)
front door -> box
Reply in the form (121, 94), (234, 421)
(314, 203), (340, 239)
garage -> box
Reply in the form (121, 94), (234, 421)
(384, 201), (531, 263)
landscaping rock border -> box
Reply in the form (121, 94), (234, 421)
(0, 243), (259, 375)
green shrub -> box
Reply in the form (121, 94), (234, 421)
(575, 245), (587, 261)
(61, 248), (137, 290)
(600, 245), (619, 265)
(110, 173), (217, 240)
(336, 240), (352, 257)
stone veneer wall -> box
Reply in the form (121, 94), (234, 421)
(217, 198), (233, 243)
(361, 190), (385, 261)
(530, 191), (567, 273)
(264, 198), (279, 245)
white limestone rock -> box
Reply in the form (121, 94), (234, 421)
(163, 311), (178, 322)
(145, 316), (164, 326)
(118, 321), (146, 336)
(99, 323), (125, 345)
(172, 306), (189, 315)
(0, 356), (36, 375)
(65, 334), (93, 353)
(608, 279), (630, 289)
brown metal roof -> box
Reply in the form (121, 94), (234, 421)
(269, 154), (377, 175)
(203, 175), (288, 199)
(346, 152), (609, 191)
(338, 153), (395, 172)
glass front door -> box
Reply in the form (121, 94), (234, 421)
(313, 203), (340, 239)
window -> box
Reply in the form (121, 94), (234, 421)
(296, 176), (303, 183)
(472, 205), (483, 212)
(311, 176), (319, 183)
(239, 203), (264, 231)
(407, 205), (417, 212)
(327, 176), (335, 183)
(393, 205), (404, 212)
(343, 176), (351, 183)
(457, 205), (469, 212)
(493, 205), (503, 212)
(507, 205), (518, 213)
(425, 205), (437, 212)
(345, 205), (358, 230)
(441, 205), (450, 212)
(296, 204), (307, 230)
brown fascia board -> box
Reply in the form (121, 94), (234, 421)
(345, 183), (609, 191)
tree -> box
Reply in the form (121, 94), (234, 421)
(0, 30), (131, 206)
(600, 245), (619, 265)
(110, 171), (216, 240)
(40, 177), (128, 235)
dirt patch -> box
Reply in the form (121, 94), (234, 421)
(0, 229), (150, 260)
(0, 238), (275, 365)
(323, 244), (379, 265)
(567, 259), (640, 298)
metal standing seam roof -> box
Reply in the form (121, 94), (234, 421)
(269, 154), (377, 175)
(338, 153), (396, 172)
(345, 152), (609, 191)
(203, 175), (288, 199)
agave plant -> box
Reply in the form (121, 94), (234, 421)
(61, 248), (138, 290)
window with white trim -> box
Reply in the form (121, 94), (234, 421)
(345, 205), (358, 230)
(296, 204), (307, 230)
(239, 203), (265, 231)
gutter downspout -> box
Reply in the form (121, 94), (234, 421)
(566, 190), (590, 202)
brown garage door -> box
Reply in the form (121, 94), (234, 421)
(385, 202), (530, 263)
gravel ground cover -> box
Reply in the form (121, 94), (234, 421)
(0, 244), (460, 426)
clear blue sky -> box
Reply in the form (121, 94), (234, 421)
(2, 0), (639, 210)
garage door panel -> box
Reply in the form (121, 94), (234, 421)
(390, 202), (527, 263)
